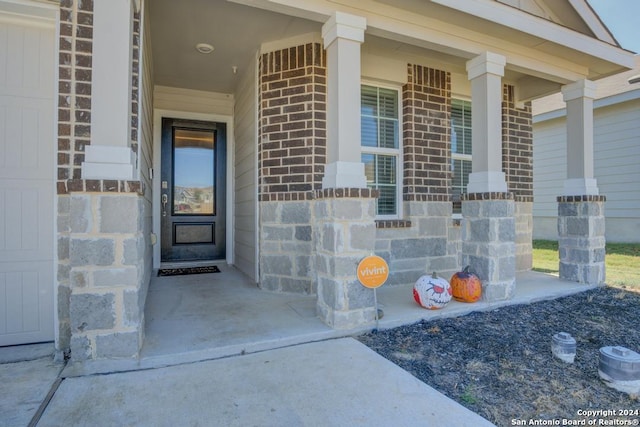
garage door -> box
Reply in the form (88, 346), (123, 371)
(0, 4), (55, 346)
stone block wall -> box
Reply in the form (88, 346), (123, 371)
(315, 189), (377, 329)
(375, 201), (460, 286)
(259, 200), (314, 294)
(462, 193), (516, 301)
(515, 201), (533, 271)
(557, 196), (606, 285)
(68, 192), (147, 360)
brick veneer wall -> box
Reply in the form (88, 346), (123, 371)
(502, 84), (534, 271)
(502, 84), (533, 201)
(257, 43), (327, 293)
(402, 64), (452, 202)
(258, 43), (326, 201)
(57, 0), (141, 195)
(373, 65), (459, 288)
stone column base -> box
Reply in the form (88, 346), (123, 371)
(462, 193), (516, 302)
(314, 188), (377, 329)
(68, 191), (148, 361)
(557, 195), (606, 285)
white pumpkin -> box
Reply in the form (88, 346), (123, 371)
(413, 272), (452, 309)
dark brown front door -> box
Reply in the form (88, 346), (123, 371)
(160, 118), (226, 262)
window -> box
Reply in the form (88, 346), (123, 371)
(451, 99), (472, 214)
(361, 84), (401, 218)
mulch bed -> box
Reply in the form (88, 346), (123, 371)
(358, 286), (640, 427)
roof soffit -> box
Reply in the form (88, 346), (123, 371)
(234, 0), (634, 82)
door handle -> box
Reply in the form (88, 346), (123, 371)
(162, 194), (168, 217)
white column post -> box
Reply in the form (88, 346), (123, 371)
(561, 79), (599, 195)
(465, 52), (507, 193)
(82, 0), (137, 180)
(321, 12), (367, 189)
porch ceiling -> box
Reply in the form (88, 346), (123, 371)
(148, 0), (634, 100)
(148, 0), (320, 94)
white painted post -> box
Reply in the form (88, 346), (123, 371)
(321, 12), (367, 189)
(82, 0), (137, 180)
(561, 79), (599, 195)
(465, 52), (507, 193)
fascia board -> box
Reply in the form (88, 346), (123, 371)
(533, 89), (640, 123)
(568, 0), (617, 46)
(432, 0), (634, 69)
(231, 0), (598, 82)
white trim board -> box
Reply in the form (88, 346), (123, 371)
(152, 108), (235, 269)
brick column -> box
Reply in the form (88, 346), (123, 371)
(315, 189), (377, 329)
(557, 196), (606, 285)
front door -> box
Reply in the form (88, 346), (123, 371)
(160, 118), (226, 262)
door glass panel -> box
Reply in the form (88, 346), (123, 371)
(173, 128), (215, 215)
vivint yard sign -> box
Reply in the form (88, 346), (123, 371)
(357, 255), (389, 289)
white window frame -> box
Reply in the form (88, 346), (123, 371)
(451, 97), (472, 219)
(361, 81), (403, 220)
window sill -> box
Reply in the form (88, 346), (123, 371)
(375, 219), (412, 229)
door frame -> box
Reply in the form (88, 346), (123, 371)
(153, 109), (234, 268)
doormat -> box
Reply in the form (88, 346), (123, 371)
(157, 265), (221, 277)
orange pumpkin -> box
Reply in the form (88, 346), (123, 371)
(450, 266), (482, 303)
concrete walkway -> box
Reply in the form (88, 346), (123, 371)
(35, 338), (493, 427)
(0, 269), (597, 426)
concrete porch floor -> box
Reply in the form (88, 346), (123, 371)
(63, 264), (597, 377)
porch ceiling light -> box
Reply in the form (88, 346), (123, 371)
(196, 43), (215, 54)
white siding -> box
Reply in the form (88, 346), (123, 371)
(154, 85), (234, 117)
(138, 2), (154, 204)
(138, 0), (154, 287)
(233, 55), (258, 282)
(533, 99), (640, 242)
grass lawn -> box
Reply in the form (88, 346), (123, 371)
(532, 240), (640, 291)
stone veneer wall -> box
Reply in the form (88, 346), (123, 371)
(557, 196), (606, 285)
(461, 192), (516, 301)
(315, 189), (377, 328)
(257, 43), (326, 293)
(502, 84), (533, 272)
(56, 0), (149, 360)
(375, 64), (460, 286)
(68, 193), (147, 360)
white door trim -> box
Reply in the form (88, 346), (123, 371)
(152, 108), (234, 269)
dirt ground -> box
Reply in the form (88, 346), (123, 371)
(358, 286), (640, 427)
